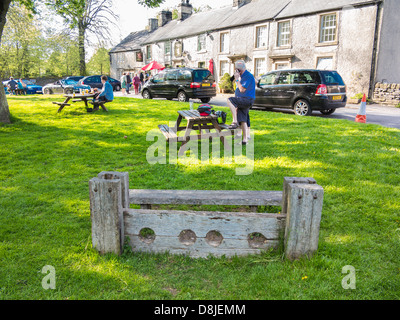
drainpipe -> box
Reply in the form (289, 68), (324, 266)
(368, 1), (383, 99)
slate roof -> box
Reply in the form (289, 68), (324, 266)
(109, 30), (150, 53)
(111, 0), (380, 52)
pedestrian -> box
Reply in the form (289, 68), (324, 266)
(140, 72), (144, 90)
(126, 73), (131, 94)
(227, 60), (256, 145)
(120, 72), (127, 95)
(7, 77), (17, 95)
(17, 79), (25, 95)
(133, 73), (141, 95)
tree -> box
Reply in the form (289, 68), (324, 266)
(87, 45), (110, 75)
(0, 0), (165, 124)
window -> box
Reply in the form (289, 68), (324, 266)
(292, 72), (317, 84)
(146, 45), (152, 60)
(220, 60), (229, 76)
(165, 71), (177, 81)
(316, 57), (333, 70)
(259, 73), (277, 86)
(274, 62), (290, 70)
(277, 21), (291, 47)
(193, 70), (214, 82)
(197, 34), (206, 51)
(152, 72), (165, 83)
(220, 33), (229, 53)
(255, 26), (267, 48)
(319, 13), (337, 43)
(254, 58), (266, 78)
(198, 61), (205, 68)
(177, 70), (192, 81)
(164, 41), (171, 55)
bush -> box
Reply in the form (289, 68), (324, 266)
(218, 73), (234, 93)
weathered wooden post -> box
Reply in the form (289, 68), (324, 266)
(283, 178), (324, 261)
(89, 172), (129, 255)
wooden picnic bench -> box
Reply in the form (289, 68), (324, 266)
(158, 110), (235, 156)
(53, 93), (96, 112)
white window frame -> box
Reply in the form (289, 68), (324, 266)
(277, 20), (291, 48)
(254, 57), (266, 78)
(219, 60), (230, 77)
(146, 45), (152, 60)
(319, 13), (338, 44)
(255, 25), (268, 48)
(197, 34), (206, 52)
(220, 32), (229, 53)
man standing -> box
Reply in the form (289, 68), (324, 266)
(227, 60), (255, 145)
(92, 75), (114, 111)
(7, 77), (17, 95)
(126, 73), (131, 94)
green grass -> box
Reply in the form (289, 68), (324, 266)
(1, 95), (399, 300)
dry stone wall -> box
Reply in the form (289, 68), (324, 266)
(373, 82), (400, 105)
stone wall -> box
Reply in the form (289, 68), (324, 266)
(373, 82), (400, 105)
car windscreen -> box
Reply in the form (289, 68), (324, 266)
(64, 80), (77, 85)
(193, 70), (214, 82)
(320, 71), (345, 85)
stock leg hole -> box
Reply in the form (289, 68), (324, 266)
(248, 232), (268, 248)
(206, 230), (223, 247)
(178, 229), (197, 246)
(139, 228), (156, 244)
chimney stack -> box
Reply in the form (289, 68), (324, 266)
(147, 18), (158, 32)
(233, 0), (251, 8)
(158, 10), (172, 27)
(178, 0), (193, 21)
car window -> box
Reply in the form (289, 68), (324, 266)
(292, 72), (317, 84)
(320, 71), (345, 85)
(153, 73), (165, 83)
(165, 71), (177, 81)
(94, 76), (102, 83)
(259, 73), (277, 86)
(277, 72), (296, 85)
(85, 77), (95, 83)
(64, 80), (76, 85)
(22, 80), (33, 85)
(193, 70), (213, 82)
(177, 70), (192, 81)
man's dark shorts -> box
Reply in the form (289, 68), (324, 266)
(228, 97), (254, 124)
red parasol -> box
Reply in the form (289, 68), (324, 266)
(208, 58), (214, 74)
(141, 61), (165, 71)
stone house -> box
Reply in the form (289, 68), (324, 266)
(109, 0), (400, 100)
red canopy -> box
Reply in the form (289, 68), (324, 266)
(141, 61), (165, 71)
(208, 59), (214, 74)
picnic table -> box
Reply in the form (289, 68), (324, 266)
(158, 109), (235, 156)
(52, 93), (108, 113)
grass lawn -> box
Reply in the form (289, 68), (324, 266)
(0, 95), (399, 300)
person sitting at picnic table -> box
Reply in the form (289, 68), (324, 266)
(16, 79), (26, 95)
(92, 75), (113, 111)
(7, 77), (17, 95)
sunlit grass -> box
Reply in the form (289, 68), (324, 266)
(0, 95), (399, 300)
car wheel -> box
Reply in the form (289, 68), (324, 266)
(320, 109), (336, 115)
(293, 99), (312, 116)
(114, 85), (121, 91)
(200, 97), (211, 103)
(43, 88), (52, 95)
(64, 88), (73, 94)
(142, 89), (152, 99)
(177, 91), (189, 102)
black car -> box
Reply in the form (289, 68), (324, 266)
(79, 75), (121, 91)
(254, 69), (347, 116)
(141, 68), (216, 103)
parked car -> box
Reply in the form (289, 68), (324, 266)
(65, 76), (84, 82)
(253, 69), (347, 116)
(141, 68), (217, 103)
(78, 75), (121, 91)
(3, 79), (43, 95)
(42, 79), (91, 94)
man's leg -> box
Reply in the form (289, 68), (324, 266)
(227, 98), (238, 127)
(241, 122), (248, 144)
